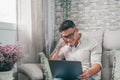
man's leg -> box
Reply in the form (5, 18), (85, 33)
(54, 77), (94, 80)
(53, 78), (63, 80)
(89, 77), (94, 80)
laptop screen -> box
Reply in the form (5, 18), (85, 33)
(49, 60), (82, 80)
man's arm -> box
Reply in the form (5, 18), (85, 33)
(49, 38), (65, 60)
(78, 64), (101, 79)
(49, 48), (61, 60)
(87, 64), (101, 76)
(78, 40), (102, 80)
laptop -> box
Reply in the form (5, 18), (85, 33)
(48, 60), (82, 80)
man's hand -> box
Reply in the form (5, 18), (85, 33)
(77, 64), (101, 80)
(49, 38), (66, 60)
(59, 38), (66, 47)
(77, 69), (90, 80)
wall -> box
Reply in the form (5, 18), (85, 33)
(54, 0), (120, 41)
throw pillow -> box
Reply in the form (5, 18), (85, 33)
(112, 50), (120, 80)
(39, 52), (53, 80)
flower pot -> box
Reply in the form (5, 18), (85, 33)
(0, 70), (14, 80)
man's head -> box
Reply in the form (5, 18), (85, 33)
(59, 20), (80, 46)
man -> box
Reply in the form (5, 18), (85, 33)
(49, 20), (102, 80)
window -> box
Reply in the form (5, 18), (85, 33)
(0, 0), (16, 23)
(0, 0), (16, 45)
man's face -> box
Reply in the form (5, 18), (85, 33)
(61, 28), (78, 46)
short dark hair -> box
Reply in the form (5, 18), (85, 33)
(59, 20), (76, 32)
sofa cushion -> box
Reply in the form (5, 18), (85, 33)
(112, 50), (120, 80)
(103, 30), (120, 50)
(101, 51), (113, 80)
(102, 50), (120, 80)
(79, 30), (103, 45)
(18, 64), (43, 80)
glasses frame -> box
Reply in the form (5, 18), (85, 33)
(61, 28), (76, 40)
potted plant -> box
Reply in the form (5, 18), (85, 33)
(0, 44), (21, 80)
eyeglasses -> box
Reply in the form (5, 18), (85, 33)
(61, 29), (76, 40)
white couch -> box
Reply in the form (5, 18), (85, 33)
(18, 29), (120, 80)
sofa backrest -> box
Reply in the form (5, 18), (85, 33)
(79, 30), (104, 45)
(102, 29), (120, 80)
(103, 29), (120, 50)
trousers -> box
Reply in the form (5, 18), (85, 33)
(53, 77), (94, 80)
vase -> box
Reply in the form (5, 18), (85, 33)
(0, 70), (14, 80)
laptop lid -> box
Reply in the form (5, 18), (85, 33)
(49, 60), (82, 80)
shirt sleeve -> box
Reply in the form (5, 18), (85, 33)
(57, 48), (65, 60)
(90, 40), (102, 67)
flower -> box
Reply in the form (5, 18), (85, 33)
(0, 44), (21, 71)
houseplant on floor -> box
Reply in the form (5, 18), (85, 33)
(0, 44), (21, 80)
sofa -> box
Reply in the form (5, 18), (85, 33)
(18, 29), (120, 80)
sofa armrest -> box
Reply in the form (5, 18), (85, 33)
(18, 64), (43, 80)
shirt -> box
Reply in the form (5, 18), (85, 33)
(58, 34), (102, 80)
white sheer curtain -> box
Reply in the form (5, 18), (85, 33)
(17, 0), (44, 63)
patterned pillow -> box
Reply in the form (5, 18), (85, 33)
(112, 50), (120, 80)
(39, 52), (53, 80)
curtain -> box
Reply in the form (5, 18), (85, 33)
(17, 0), (44, 63)
(43, 0), (56, 57)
